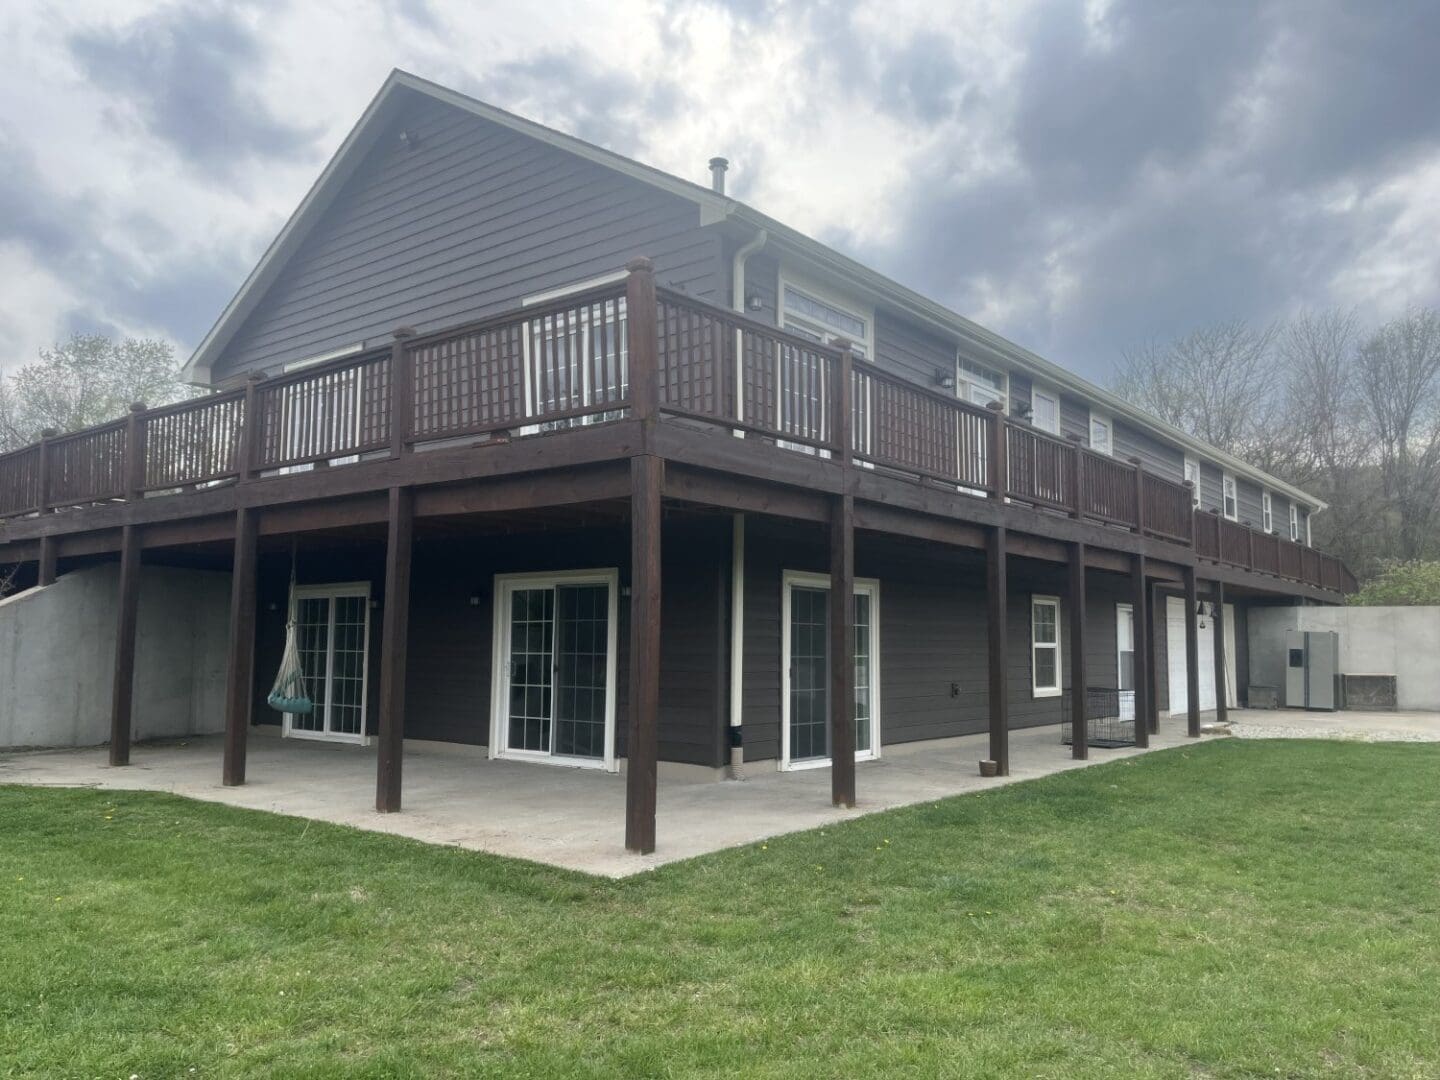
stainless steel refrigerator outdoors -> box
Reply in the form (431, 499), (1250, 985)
(1284, 630), (1340, 711)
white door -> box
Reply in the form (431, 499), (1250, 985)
(1116, 603), (1136, 721)
(1167, 597), (1238, 715)
(283, 583), (371, 743)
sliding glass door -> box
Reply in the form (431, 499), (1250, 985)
(491, 571), (618, 770)
(782, 572), (881, 770)
(284, 583), (370, 743)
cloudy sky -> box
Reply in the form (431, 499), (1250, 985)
(3, 0), (1439, 382)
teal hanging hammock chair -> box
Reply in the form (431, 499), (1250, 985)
(267, 541), (314, 715)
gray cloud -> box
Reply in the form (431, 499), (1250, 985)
(68, 5), (321, 176)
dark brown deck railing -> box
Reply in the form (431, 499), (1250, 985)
(0, 265), (1356, 594)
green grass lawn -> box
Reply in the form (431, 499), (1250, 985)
(3, 740), (1438, 1078)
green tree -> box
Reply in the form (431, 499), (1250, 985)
(1346, 560), (1440, 606)
(0, 334), (190, 451)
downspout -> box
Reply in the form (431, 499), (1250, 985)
(727, 229), (765, 780)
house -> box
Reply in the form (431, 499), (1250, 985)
(0, 71), (1355, 854)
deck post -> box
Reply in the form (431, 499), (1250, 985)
(986, 524), (1009, 775)
(1069, 541), (1088, 758)
(1183, 564), (1201, 737)
(376, 485), (414, 813)
(1130, 554), (1150, 749)
(1130, 457), (1146, 535)
(37, 428), (56, 513)
(389, 328), (417, 459)
(626, 257), (659, 439)
(37, 535), (57, 587)
(625, 453), (663, 853)
(222, 506), (257, 786)
(986, 401), (1007, 499)
(125, 402), (147, 501)
(109, 523), (141, 766)
(1068, 434), (1085, 519)
(238, 373), (264, 482)
(829, 492), (856, 807)
(1212, 579), (1228, 726)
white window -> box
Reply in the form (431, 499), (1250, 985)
(1222, 473), (1238, 521)
(1031, 595), (1061, 698)
(957, 356), (1007, 410)
(1262, 491), (1274, 533)
(1088, 411), (1113, 456)
(1030, 386), (1060, 435)
(1183, 456), (1202, 507)
(520, 280), (628, 433)
(777, 273), (873, 357)
(490, 569), (620, 771)
(781, 572), (881, 770)
(1290, 504), (1300, 542)
(283, 583), (372, 744)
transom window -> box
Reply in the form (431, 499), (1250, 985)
(1222, 474), (1239, 521)
(1032, 595), (1061, 698)
(781, 284), (869, 357)
(958, 357), (1007, 409)
(1089, 412), (1113, 456)
(1031, 386), (1060, 435)
(1262, 491), (1274, 533)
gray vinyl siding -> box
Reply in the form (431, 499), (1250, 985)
(876, 312), (955, 386)
(1235, 476), (1266, 531)
(1060, 394), (1089, 443)
(1198, 461), (1225, 514)
(1009, 373), (1033, 418)
(214, 93), (724, 380)
(1114, 419), (1184, 480)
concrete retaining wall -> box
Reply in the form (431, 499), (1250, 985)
(1248, 605), (1440, 711)
(0, 564), (230, 749)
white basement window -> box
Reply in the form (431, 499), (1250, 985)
(1032, 595), (1061, 698)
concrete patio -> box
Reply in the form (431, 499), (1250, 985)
(0, 716), (1255, 877)
(9, 708), (1433, 876)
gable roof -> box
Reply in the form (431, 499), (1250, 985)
(184, 69), (1325, 512)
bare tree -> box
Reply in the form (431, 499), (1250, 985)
(1115, 319), (1284, 461)
(1353, 307), (1440, 559)
(0, 334), (189, 451)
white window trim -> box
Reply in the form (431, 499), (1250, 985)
(1031, 594), (1062, 699)
(1183, 456), (1202, 507)
(1030, 385), (1061, 436)
(1290, 504), (1301, 543)
(522, 269), (627, 306)
(1221, 472), (1239, 522)
(955, 354), (1009, 412)
(775, 267), (875, 357)
(282, 581), (372, 745)
(780, 570), (882, 772)
(1261, 491), (1274, 533)
(282, 343), (365, 373)
(488, 568), (621, 772)
(1088, 409), (1114, 456)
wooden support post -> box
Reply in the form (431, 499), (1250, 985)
(1212, 579), (1228, 727)
(1183, 564), (1201, 738)
(37, 534), (57, 587)
(626, 257), (659, 441)
(1130, 457), (1146, 535)
(109, 524), (141, 766)
(238, 373), (264, 482)
(1068, 434), (1085, 519)
(125, 402), (147, 501)
(986, 401), (1007, 498)
(1131, 554), (1150, 749)
(389, 328), (417, 459)
(37, 427), (56, 513)
(986, 525), (1009, 775)
(222, 507), (257, 787)
(829, 493), (856, 808)
(376, 486), (414, 813)
(1069, 541), (1088, 759)
(625, 454), (663, 853)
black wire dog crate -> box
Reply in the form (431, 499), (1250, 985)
(1060, 688), (1138, 748)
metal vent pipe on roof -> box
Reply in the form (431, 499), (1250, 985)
(709, 157), (728, 194)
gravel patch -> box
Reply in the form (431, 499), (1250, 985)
(1229, 722), (1440, 744)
